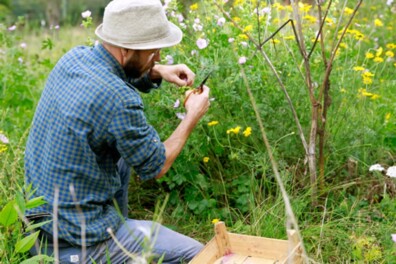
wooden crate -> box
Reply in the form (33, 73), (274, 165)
(190, 222), (303, 264)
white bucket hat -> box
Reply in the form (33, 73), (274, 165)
(95, 0), (182, 50)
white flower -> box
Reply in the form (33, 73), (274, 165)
(18, 57), (23, 64)
(386, 166), (396, 178)
(387, 0), (394, 6)
(217, 17), (226, 26)
(238, 56), (247, 64)
(20, 43), (27, 49)
(369, 164), (385, 172)
(81, 10), (91, 19)
(8, 25), (16, 31)
(0, 133), (9, 144)
(193, 23), (203, 31)
(176, 112), (186, 120)
(173, 99), (180, 108)
(240, 41), (248, 47)
(178, 14), (184, 23)
(165, 55), (174, 65)
(196, 38), (208, 49)
(191, 50), (197, 56)
(228, 38), (235, 43)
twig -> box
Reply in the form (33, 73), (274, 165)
(53, 186), (59, 264)
(236, 50), (309, 263)
(69, 184), (86, 263)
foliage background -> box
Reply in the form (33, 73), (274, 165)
(1, 0), (395, 263)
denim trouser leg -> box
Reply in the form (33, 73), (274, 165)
(114, 158), (131, 217)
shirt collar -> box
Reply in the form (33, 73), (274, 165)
(93, 43), (128, 82)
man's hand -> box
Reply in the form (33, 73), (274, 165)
(151, 64), (195, 87)
(184, 85), (210, 121)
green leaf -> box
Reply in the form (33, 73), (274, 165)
(0, 200), (18, 227)
(26, 196), (47, 209)
(15, 231), (40, 253)
(20, 254), (55, 264)
(25, 220), (52, 233)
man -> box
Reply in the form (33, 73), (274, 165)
(25, 0), (210, 263)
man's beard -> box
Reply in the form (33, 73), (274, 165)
(123, 52), (153, 79)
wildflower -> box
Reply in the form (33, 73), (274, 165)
(193, 22), (203, 32)
(228, 38), (235, 43)
(203, 157), (210, 163)
(190, 3), (198, 11)
(353, 66), (365, 71)
(18, 57), (23, 64)
(212, 218), (220, 224)
(358, 88), (379, 99)
(369, 164), (385, 171)
(20, 43), (27, 49)
(373, 57), (384, 63)
(271, 39), (281, 45)
(165, 55), (174, 65)
(392, 234), (396, 243)
(374, 19), (383, 27)
(344, 7), (354, 15)
(232, 16), (241, 23)
(238, 34), (249, 40)
(284, 35), (295, 41)
(387, 0), (394, 6)
(177, 14), (184, 23)
(208, 121), (219, 126)
(376, 47), (383, 57)
(176, 112), (185, 120)
(362, 77), (373, 85)
(81, 10), (91, 18)
(243, 25), (253, 33)
(385, 113), (391, 123)
(227, 126), (241, 135)
(362, 71), (374, 78)
(243, 127), (252, 137)
(385, 51), (395, 58)
(386, 43), (396, 49)
(325, 17), (335, 25)
(303, 15), (317, 24)
(339, 43), (348, 49)
(238, 56), (247, 64)
(8, 25), (16, 31)
(387, 166), (396, 178)
(173, 99), (180, 108)
(0, 132), (9, 144)
(272, 3), (285, 11)
(196, 38), (208, 49)
(217, 17), (226, 26)
(240, 41), (248, 47)
(365, 52), (375, 59)
(299, 3), (312, 12)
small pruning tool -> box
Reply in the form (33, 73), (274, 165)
(183, 71), (212, 107)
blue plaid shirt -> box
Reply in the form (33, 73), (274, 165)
(25, 44), (166, 246)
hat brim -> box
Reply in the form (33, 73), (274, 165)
(95, 22), (183, 50)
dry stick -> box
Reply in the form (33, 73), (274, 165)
(53, 186), (59, 264)
(237, 54), (308, 263)
(290, 0), (321, 205)
(69, 185), (87, 263)
(317, 0), (363, 191)
(216, 3), (309, 156)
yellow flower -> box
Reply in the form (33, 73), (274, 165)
(325, 17), (335, 25)
(208, 121), (219, 126)
(339, 43), (348, 49)
(272, 3), (285, 11)
(358, 88), (379, 99)
(243, 127), (252, 137)
(234, 0), (244, 6)
(203, 157), (210, 163)
(238, 34), (249, 40)
(211, 218), (220, 224)
(243, 25), (253, 33)
(362, 71), (374, 78)
(271, 39), (280, 44)
(385, 50), (395, 58)
(385, 113), (391, 123)
(283, 35), (295, 40)
(227, 126), (241, 135)
(0, 144), (7, 154)
(353, 66), (365, 71)
(344, 7), (354, 15)
(374, 19), (383, 27)
(370, 94), (380, 100)
(363, 77), (373, 85)
(303, 15), (317, 24)
(376, 47), (383, 57)
(190, 3), (198, 11)
(365, 52), (375, 59)
(373, 57), (384, 63)
(386, 43), (396, 49)
(233, 16), (241, 23)
(299, 3), (312, 12)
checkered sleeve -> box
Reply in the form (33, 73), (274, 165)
(108, 98), (166, 180)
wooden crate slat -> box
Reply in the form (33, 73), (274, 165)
(228, 233), (289, 259)
(189, 238), (220, 264)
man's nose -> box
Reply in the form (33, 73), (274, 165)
(154, 50), (161, 62)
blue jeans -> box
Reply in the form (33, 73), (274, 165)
(31, 159), (203, 263)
